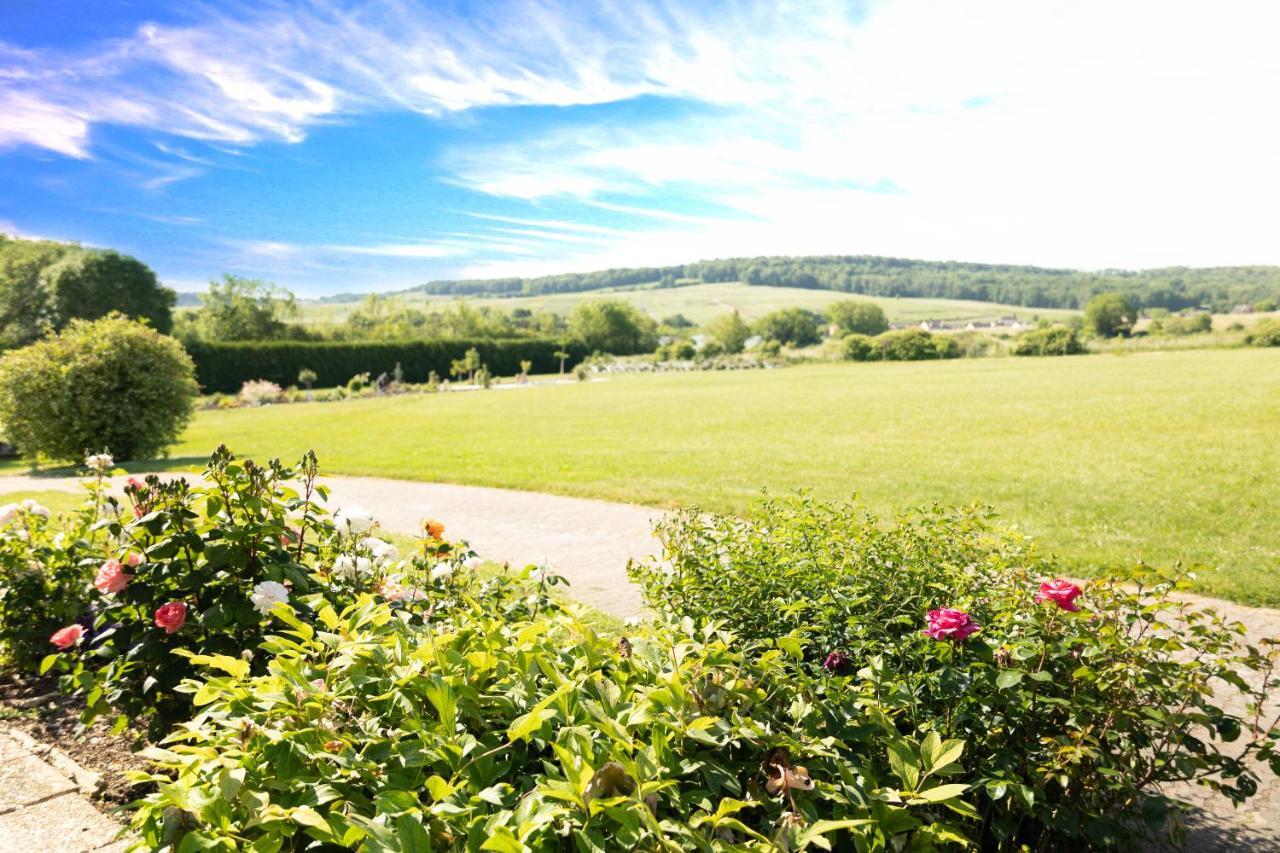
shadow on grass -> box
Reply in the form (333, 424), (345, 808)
(0, 456), (212, 478)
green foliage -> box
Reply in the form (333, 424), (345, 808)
(873, 329), (956, 361)
(0, 314), (197, 461)
(841, 333), (877, 361)
(1254, 299), (1277, 312)
(1012, 326), (1085, 356)
(0, 488), (101, 670)
(128, 585), (972, 851)
(0, 237), (174, 346)
(1150, 312), (1212, 336)
(828, 300), (889, 336)
(185, 338), (585, 393)
(41, 448), (473, 736)
(568, 300), (658, 355)
(655, 340), (696, 361)
(1245, 318), (1280, 347)
(298, 368), (317, 389)
(181, 275), (299, 342)
(754, 307), (822, 347)
(1084, 293), (1138, 338)
(630, 495), (1280, 849)
(41, 249), (175, 334)
(705, 311), (752, 354)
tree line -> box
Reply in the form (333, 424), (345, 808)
(384, 254), (1280, 312)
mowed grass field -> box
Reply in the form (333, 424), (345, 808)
(291, 282), (1079, 327)
(112, 347), (1277, 605)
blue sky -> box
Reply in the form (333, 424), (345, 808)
(2, 0), (1278, 296)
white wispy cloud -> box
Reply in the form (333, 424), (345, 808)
(3, 0), (1280, 275)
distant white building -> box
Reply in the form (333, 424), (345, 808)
(743, 335), (764, 349)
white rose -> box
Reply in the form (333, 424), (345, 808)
(0, 503), (18, 526)
(333, 555), (371, 580)
(20, 500), (50, 518)
(334, 505), (374, 535)
(362, 537), (398, 566)
(464, 556), (484, 571)
(85, 453), (114, 473)
(250, 581), (290, 615)
(430, 562), (455, 582)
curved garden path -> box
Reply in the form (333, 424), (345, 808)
(2, 470), (1278, 848)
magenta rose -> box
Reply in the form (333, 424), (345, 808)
(154, 601), (187, 634)
(923, 608), (980, 642)
(1035, 579), (1083, 612)
(823, 651), (849, 672)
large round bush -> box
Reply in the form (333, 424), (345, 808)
(0, 313), (197, 461)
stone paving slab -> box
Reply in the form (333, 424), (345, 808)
(0, 731), (125, 852)
(0, 731), (78, 813)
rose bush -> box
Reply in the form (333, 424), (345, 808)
(39, 446), (479, 736)
(629, 494), (1280, 849)
(127, 584), (974, 851)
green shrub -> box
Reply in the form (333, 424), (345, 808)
(0, 314), (197, 461)
(128, 587), (973, 851)
(185, 338), (586, 394)
(1012, 326), (1085, 356)
(1253, 299), (1276, 312)
(1245, 318), (1280, 346)
(1083, 293), (1137, 338)
(754, 308), (823, 347)
(629, 495), (1280, 849)
(874, 328), (952, 361)
(840, 333), (877, 361)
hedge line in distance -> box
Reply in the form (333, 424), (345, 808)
(185, 338), (586, 393)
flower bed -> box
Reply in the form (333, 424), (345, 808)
(2, 453), (1277, 850)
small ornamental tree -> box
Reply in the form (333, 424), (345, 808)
(0, 313), (197, 462)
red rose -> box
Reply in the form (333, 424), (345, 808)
(50, 624), (84, 649)
(94, 560), (132, 595)
(923, 608), (980, 642)
(154, 601), (187, 634)
(1035, 579), (1083, 612)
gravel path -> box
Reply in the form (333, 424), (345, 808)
(2, 471), (1277, 849)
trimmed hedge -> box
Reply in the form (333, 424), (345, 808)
(186, 338), (586, 393)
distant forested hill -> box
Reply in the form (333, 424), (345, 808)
(383, 255), (1280, 311)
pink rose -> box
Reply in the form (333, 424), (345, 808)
(94, 560), (132, 595)
(154, 601), (187, 634)
(50, 624), (84, 649)
(126, 477), (145, 490)
(1035, 579), (1083, 612)
(123, 552), (145, 568)
(923, 608), (980, 642)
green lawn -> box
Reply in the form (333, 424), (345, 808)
(6, 349), (1277, 604)
(290, 282), (1078, 327)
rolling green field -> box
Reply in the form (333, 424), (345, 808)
(107, 347), (1278, 605)
(290, 282), (1079, 327)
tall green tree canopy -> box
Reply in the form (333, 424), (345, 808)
(705, 311), (752, 353)
(186, 275), (298, 342)
(568, 300), (658, 354)
(827, 299), (889, 336)
(754, 307), (823, 347)
(1083, 292), (1138, 338)
(0, 237), (173, 346)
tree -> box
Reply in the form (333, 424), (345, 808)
(450, 347), (481, 383)
(1, 238), (174, 346)
(1083, 293), (1137, 338)
(828, 300), (889, 336)
(189, 275), (297, 341)
(753, 308), (822, 347)
(0, 236), (68, 347)
(705, 311), (752, 354)
(42, 249), (175, 334)
(0, 314), (197, 461)
(568, 300), (658, 355)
